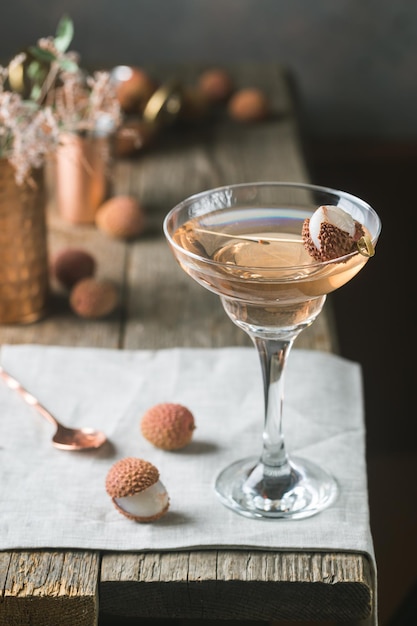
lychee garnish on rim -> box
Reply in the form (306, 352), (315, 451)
(302, 205), (365, 262)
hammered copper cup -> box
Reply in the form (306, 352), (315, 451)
(0, 160), (49, 324)
(54, 132), (112, 224)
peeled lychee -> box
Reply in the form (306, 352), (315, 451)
(140, 403), (196, 450)
(302, 205), (365, 262)
(228, 87), (270, 122)
(51, 248), (96, 289)
(105, 457), (169, 522)
(95, 195), (145, 240)
(69, 277), (119, 318)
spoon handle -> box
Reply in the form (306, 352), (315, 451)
(0, 367), (58, 427)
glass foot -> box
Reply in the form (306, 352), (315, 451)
(215, 455), (338, 520)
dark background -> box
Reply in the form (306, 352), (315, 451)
(1, 2), (416, 623)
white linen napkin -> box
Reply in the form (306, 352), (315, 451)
(0, 344), (374, 561)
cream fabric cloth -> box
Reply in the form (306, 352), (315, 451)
(0, 344), (374, 562)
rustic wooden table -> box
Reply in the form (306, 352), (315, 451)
(0, 65), (375, 626)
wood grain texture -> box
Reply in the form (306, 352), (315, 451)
(100, 550), (373, 622)
(0, 550), (99, 626)
(0, 64), (373, 626)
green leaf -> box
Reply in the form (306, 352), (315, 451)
(57, 57), (78, 73)
(27, 60), (45, 80)
(26, 60), (40, 79)
(54, 15), (74, 52)
(29, 84), (42, 101)
(28, 45), (56, 64)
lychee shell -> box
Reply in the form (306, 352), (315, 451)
(228, 87), (270, 122)
(95, 195), (145, 240)
(197, 68), (234, 102)
(106, 457), (160, 498)
(116, 67), (157, 113)
(141, 403), (195, 450)
(69, 278), (119, 318)
(51, 248), (96, 289)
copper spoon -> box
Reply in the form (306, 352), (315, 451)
(0, 366), (107, 451)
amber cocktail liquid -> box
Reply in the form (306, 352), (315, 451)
(174, 207), (370, 332)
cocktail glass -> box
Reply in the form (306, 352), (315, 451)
(163, 182), (381, 519)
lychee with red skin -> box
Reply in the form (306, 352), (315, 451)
(228, 87), (270, 122)
(115, 66), (157, 114)
(197, 68), (234, 103)
(51, 248), (96, 289)
(95, 195), (146, 240)
(69, 277), (119, 319)
(140, 403), (196, 450)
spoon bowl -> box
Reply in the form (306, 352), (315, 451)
(52, 424), (107, 451)
(0, 366), (107, 451)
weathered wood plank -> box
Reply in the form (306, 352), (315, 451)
(100, 550), (373, 622)
(0, 550), (99, 626)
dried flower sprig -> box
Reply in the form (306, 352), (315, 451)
(0, 15), (121, 184)
(0, 76), (59, 185)
(48, 69), (121, 135)
(27, 15), (121, 135)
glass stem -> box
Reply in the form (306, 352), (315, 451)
(253, 336), (295, 475)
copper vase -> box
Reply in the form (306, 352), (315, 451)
(54, 132), (112, 224)
(0, 160), (49, 324)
